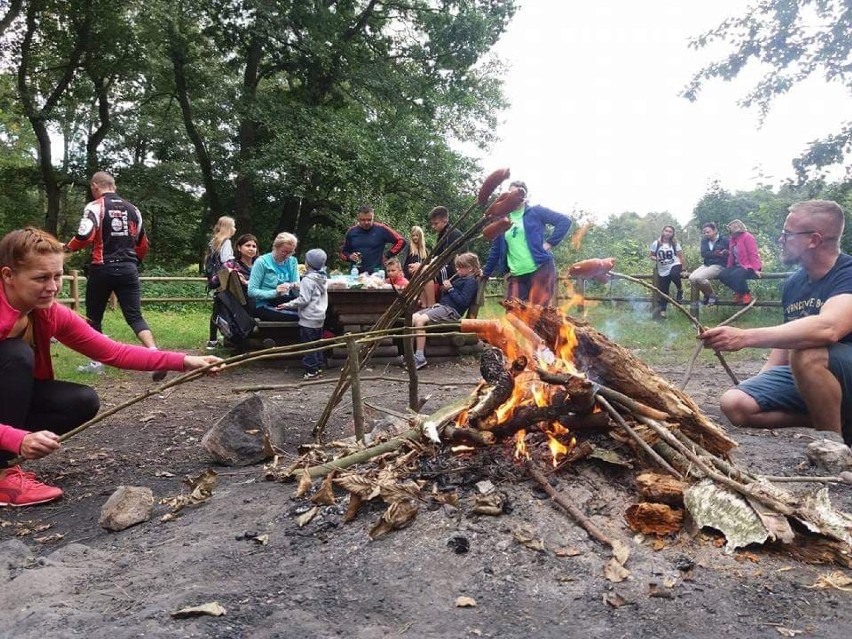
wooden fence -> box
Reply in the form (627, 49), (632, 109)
(60, 269), (794, 319)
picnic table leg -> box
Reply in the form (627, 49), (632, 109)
(346, 336), (365, 444)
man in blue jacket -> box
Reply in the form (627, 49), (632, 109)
(482, 180), (572, 306)
(340, 205), (406, 274)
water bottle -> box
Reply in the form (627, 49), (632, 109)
(350, 265), (359, 281)
(377, 269), (385, 283)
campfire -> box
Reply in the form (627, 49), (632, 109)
(265, 298), (852, 569)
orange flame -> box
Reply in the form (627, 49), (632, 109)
(571, 223), (592, 250)
(514, 429), (528, 460)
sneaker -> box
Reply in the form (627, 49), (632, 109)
(741, 293), (753, 305)
(658, 310), (667, 319)
(214, 315), (232, 339)
(262, 338), (276, 350)
(0, 467), (63, 507)
(205, 340), (219, 350)
(675, 290), (684, 303)
(152, 370), (167, 382)
(706, 294), (718, 306)
(303, 370), (322, 380)
(76, 361), (104, 374)
(414, 354), (428, 370)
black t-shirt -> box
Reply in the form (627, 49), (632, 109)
(782, 253), (852, 344)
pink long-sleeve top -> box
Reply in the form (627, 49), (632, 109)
(0, 285), (186, 455)
(727, 231), (762, 272)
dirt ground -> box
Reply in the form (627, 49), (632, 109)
(1, 353), (851, 639)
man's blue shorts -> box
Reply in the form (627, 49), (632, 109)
(736, 342), (852, 446)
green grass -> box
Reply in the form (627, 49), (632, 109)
(52, 305), (211, 383)
(52, 297), (779, 382)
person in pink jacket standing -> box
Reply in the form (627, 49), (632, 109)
(0, 227), (223, 507)
(719, 219), (762, 304)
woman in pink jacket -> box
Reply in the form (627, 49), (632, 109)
(0, 227), (222, 507)
(718, 219), (762, 304)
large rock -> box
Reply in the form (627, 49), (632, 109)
(201, 394), (286, 466)
(99, 486), (154, 531)
(805, 438), (852, 473)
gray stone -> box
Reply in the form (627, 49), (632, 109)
(0, 539), (33, 583)
(99, 486), (154, 531)
(201, 394), (282, 466)
(805, 439), (852, 473)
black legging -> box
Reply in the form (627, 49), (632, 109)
(656, 264), (683, 311)
(0, 339), (99, 465)
(85, 262), (150, 335)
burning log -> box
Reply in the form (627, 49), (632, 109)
(624, 502), (683, 535)
(468, 346), (515, 427)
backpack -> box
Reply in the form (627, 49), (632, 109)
(213, 288), (256, 348)
(205, 243), (224, 290)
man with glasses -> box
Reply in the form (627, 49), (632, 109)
(481, 180), (572, 306)
(701, 200), (852, 449)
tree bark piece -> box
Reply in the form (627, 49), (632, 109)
(624, 503), (683, 535)
(635, 472), (686, 506)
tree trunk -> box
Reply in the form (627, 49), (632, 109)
(232, 37), (262, 234)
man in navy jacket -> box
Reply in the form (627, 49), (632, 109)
(340, 205), (406, 274)
(482, 180), (572, 306)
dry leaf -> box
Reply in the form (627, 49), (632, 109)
(369, 500), (418, 540)
(311, 473), (337, 506)
(34, 533), (64, 543)
(334, 473), (377, 498)
(171, 602), (227, 618)
(663, 575), (678, 589)
(604, 558), (631, 583)
(297, 506), (319, 528)
(473, 493), (504, 516)
(554, 547), (581, 558)
(512, 528), (545, 552)
(155, 470), (175, 478)
(160, 470), (217, 513)
(252, 534), (269, 546)
(611, 539), (631, 565)
(295, 470), (313, 498)
(432, 491), (459, 507)
(775, 628), (803, 637)
(652, 539), (666, 551)
(647, 582), (674, 599)
(807, 571), (852, 592)
(379, 480), (423, 504)
(344, 492), (364, 523)
(603, 592), (629, 608)
(455, 596), (477, 608)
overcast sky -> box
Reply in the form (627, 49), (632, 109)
(480, 0), (852, 224)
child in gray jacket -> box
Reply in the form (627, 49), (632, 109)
(277, 248), (329, 379)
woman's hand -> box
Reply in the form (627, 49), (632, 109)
(442, 279), (453, 291)
(20, 431), (61, 460)
(183, 355), (225, 374)
(407, 262), (421, 275)
(276, 283), (290, 294)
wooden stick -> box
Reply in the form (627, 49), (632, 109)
(231, 376), (461, 393)
(346, 337), (365, 444)
(526, 461), (616, 548)
(611, 270), (740, 385)
(404, 308), (419, 410)
(296, 428), (423, 479)
(595, 395), (683, 479)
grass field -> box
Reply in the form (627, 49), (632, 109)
(52, 297), (779, 383)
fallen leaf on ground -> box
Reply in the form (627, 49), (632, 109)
(295, 470), (313, 498)
(297, 506), (319, 528)
(310, 473), (337, 506)
(512, 528), (545, 552)
(455, 596), (477, 608)
(604, 558), (631, 583)
(171, 602), (227, 618)
(806, 571), (852, 592)
(775, 627), (803, 637)
(603, 592), (629, 608)
(554, 546), (581, 557)
(369, 500), (418, 540)
(611, 539), (630, 565)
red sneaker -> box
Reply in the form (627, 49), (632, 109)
(0, 466), (63, 507)
(741, 293), (753, 305)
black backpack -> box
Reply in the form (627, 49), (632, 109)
(213, 288), (255, 347)
(205, 243), (224, 290)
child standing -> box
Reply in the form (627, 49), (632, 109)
(410, 252), (481, 369)
(277, 249), (329, 379)
(384, 257), (409, 288)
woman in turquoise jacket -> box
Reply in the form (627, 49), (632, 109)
(248, 232), (300, 321)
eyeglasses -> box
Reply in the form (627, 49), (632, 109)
(779, 229), (816, 239)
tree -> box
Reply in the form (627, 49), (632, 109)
(682, 0), (852, 181)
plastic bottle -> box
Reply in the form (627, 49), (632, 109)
(376, 269), (385, 283)
(350, 265), (359, 281)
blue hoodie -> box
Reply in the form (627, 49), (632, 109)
(482, 204), (572, 278)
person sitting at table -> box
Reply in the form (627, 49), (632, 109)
(384, 257), (409, 288)
(405, 225), (432, 306)
(339, 205), (405, 274)
(248, 232), (300, 321)
(410, 252), (481, 370)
